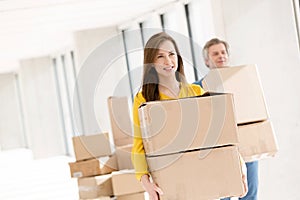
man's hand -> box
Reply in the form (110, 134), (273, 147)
(240, 161), (248, 198)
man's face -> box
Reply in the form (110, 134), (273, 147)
(205, 43), (229, 69)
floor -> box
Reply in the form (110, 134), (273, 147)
(0, 149), (79, 200)
(0, 148), (236, 200)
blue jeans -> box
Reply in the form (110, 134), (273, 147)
(221, 161), (258, 200)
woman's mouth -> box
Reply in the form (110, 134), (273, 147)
(163, 66), (174, 71)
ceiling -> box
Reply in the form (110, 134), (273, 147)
(0, 0), (176, 73)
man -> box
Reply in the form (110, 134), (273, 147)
(194, 38), (259, 200)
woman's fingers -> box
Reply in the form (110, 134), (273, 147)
(149, 190), (160, 200)
(140, 175), (163, 200)
(153, 184), (164, 195)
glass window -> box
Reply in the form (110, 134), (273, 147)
(293, 0), (300, 51)
(123, 25), (144, 98)
(163, 2), (196, 83)
(141, 13), (163, 45)
(188, 0), (217, 78)
(52, 56), (72, 156)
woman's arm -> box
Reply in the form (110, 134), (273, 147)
(131, 93), (149, 180)
(131, 93), (163, 200)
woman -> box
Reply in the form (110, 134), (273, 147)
(131, 32), (205, 200)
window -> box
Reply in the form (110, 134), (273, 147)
(163, 2), (196, 82)
(188, 0), (217, 78)
(122, 25), (144, 100)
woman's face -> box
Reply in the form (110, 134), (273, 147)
(153, 40), (178, 78)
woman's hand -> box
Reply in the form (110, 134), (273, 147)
(239, 161), (248, 198)
(140, 174), (163, 200)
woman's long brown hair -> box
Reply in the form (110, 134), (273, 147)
(141, 32), (187, 102)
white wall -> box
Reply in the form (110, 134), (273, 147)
(73, 27), (132, 142)
(19, 56), (66, 158)
(0, 73), (25, 150)
(73, 27), (121, 71)
(215, 0), (300, 199)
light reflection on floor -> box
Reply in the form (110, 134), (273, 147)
(0, 149), (78, 200)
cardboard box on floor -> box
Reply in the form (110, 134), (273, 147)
(77, 174), (113, 199)
(115, 144), (134, 170)
(107, 96), (133, 147)
(69, 154), (118, 178)
(138, 93), (239, 156)
(202, 64), (269, 124)
(79, 196), (111, 200)
(238, 120), (278, 162)
(111, 170), (144, 196)
(147, 145), (245, 200)
(72, 133), (112, 161)
(108, 96), (135, 170)
(117, 192), (145, 200)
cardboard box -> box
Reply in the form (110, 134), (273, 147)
(108, 96), (133, 147)
(115, 144), (134, 170)
(111, 170), (144, 196)
(69, 154), (118, 178)
(202, 64), (269, 124)
(78, 174), (113, 199)
(238, 120), (278, 162)
(117, 192), (145, 200)
(72, 133), (112, 161)
(79, 197), (111, 200)
(147, 145), (244, 200)
(138, 93), (238, 156)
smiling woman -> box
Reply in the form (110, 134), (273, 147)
(131, 32), (205, 200)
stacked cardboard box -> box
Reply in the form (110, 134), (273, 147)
(202, 64), (278, 162)
(107, 96), (134, 170)
(107, 96), (146, 199)
(76, 173), (143, 200)
(138, 93), (246, 199)
(69, 133), (117, 178)
(72, 133), (112, 161)
(68, 96), (146, 200)
(77, 174), (113, 199)
(69, 155), (117, 178)
(111, 170), (145, 199)
(117, 192), (145, 200)
(68, 133), (118, 199)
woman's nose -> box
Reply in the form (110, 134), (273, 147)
(164, 56), (172, 64)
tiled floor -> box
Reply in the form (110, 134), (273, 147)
(0, 149), (79, 200)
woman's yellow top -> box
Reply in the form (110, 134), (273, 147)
(131, 83), (205, 180)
